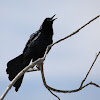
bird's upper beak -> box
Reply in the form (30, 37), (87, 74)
(51, 14), (57, 21)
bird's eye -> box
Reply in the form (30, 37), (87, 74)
(46, 18), (51, 21)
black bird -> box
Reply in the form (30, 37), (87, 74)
(6, 15), (56, 92)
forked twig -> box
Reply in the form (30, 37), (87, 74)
(80, 51), (100, 88)
(40, 51), (100, 100)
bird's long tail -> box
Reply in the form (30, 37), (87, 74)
(6, 54), (27, 92)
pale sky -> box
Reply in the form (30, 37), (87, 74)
(0, 0), (100, 100)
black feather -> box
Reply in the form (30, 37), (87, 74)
(6, 15), (56, 91)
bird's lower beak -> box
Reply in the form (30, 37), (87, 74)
(51, 14), (57, 21)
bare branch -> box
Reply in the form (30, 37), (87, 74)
(48, 89), (60, 100)
(82, 82), (100, 89)
(52, 15), (100, 46)
(40, 51), (100, 94)
(80, 51), (100, 88)
(0, 15), (100, 100)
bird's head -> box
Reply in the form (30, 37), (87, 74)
(41, 14), (57, 30)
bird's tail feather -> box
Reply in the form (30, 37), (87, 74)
(6, 54), (25, 92)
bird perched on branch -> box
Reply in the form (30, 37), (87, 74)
(6, 15), (57, 92)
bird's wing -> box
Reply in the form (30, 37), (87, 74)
(23, 30), (41, 53)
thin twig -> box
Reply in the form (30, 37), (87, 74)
(40, 51), (100, 93)
(52, 15), (100, 46)
(48, 89), (60, 100)
(80, 51), (100, 88)
(82, 82), (100, 89)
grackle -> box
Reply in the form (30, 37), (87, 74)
(6, 15), (57, 92)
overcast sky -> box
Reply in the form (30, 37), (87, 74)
(0, 0), (100, 100)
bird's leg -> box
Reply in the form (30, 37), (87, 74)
(27, 68), (40, 72)
(36, 65), (40, 70)
(36, 63), (43, 70)
(27, 64), (40, 72)
(27, 59), (44, 72)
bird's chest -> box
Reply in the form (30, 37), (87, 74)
(24, 34), (53, 61)
(32, 36), (52, 56)
(35, 36), (52, 51)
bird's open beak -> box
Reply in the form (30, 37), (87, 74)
(51, 14), (57, 21)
